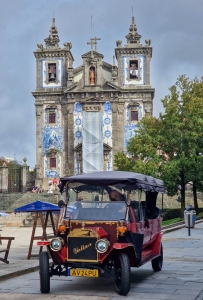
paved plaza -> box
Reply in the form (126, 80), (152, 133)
(0, 223), (202, 299)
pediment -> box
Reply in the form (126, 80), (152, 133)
(74, 143), (112, 151)
(46, 148), (59, 157)
(128, 101), (140, 107)
(81, 51), (104, 59)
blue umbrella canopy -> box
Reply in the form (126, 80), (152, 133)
(14, 200), (60, 212)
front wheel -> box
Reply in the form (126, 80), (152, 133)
(151, 243), (163, 271)
(39, 251), (50, 293)
(114, 252), (131, 295)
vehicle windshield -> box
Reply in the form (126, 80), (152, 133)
(65, 201), (127, 221)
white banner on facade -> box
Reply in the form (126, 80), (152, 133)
(82, 112), (103, 173)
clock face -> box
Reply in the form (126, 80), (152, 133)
(122, 55), (144, 86)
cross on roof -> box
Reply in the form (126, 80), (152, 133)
(90, 37), (101, 51)
(87, 37), (101, 58)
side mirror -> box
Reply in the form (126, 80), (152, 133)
(58, 200), (65, 208)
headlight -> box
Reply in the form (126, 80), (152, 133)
(95, 239), (110, 253)
(50, 238), (64, 251)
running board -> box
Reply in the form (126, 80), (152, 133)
(141, 250), (160, 265)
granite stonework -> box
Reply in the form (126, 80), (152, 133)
(32, 17), (154, 186)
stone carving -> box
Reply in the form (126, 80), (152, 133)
(116, 40), (122, 48)
(145, 39), (151, 46)
(144, 103), (152, 114)
(63, 42), (72, 50)
(37, 44), (44, 51)
(46, 148), (58, 157)
(68, 67), (74, 82)
(44, 18), (60, 49)
(84, 105), (100, 112)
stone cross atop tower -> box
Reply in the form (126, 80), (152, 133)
(87, 37), (101, 58)
(125, 16), (141, 46)
(44, 18), (60, 49)
(90, 37), (101, 52)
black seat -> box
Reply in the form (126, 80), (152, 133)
(146, 207), (160, 219)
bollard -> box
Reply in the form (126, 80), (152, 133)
(187, 213), (191, 236)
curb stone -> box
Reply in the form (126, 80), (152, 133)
(0, 266), (39, 282)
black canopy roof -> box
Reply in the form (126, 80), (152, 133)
(60, 171), (165, 193)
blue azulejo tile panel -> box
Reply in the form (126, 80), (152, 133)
(74, 102), (83, 148)
(42, 127), (63, 155)
(107, 151), (112, 171)
(74, 152), (81, 175)
(139, 105), (143, 119)
(103, 101), (112, 171)
(44, 156), (61, 178)
(74, 102), (83, 174)
(124, 124), (138, 151)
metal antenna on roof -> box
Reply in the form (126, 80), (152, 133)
(91, 15), (92, 38)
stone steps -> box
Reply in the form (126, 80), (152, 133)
(0, 191), (60, 213)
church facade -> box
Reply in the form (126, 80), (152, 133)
(32, 17), (154, 187)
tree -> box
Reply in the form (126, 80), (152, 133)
(114, 76), (203, 216)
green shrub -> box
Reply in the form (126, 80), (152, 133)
(162, 207), (203, 220)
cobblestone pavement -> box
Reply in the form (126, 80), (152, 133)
(0, 223), (202, 300)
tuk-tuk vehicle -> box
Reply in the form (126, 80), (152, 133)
(37, 171), (165, 296)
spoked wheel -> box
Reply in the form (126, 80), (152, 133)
(39, 251), (50, 293)
(151, 243), (163, 271)
(114, 252), (131, 295)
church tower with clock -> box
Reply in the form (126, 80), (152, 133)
(32, 16), (154, 187)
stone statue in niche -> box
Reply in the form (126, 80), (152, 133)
(89, 67), (95, 85)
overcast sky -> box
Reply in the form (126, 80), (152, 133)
(0, 0), (203, 168)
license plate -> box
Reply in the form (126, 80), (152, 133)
(68, 269), (99, 277)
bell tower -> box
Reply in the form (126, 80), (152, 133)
(32, 18), (74, 188)
(115, 16), (154, 115)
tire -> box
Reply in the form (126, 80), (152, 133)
(114, 252), (131, 295)
(39, 251), (50, 293)
(151, 243), (163, 271)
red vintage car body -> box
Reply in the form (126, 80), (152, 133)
(37, 171), (165, 296)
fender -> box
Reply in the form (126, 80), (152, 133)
(151, 231), (163, 255)
(113, 243), (134, 250)
(112, 243), (139, 267)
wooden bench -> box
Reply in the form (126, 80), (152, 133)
(0, 237), (15, 264)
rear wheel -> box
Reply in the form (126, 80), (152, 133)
(114, 252), (131, 295)
(151, 243), (163, 271)
(39, 251), (50, 293)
